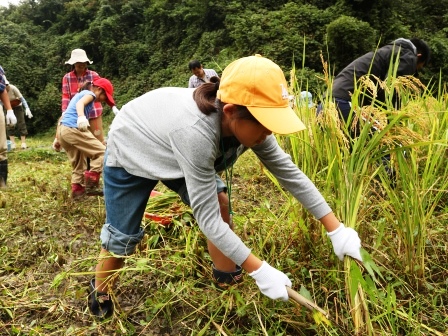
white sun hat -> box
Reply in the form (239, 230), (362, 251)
(65, 49), (93, 65)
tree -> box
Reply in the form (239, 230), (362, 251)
(326, 15), (377, 73)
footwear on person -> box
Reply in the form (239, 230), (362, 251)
(10, 142), (16, 150)
(84, 170), (103, 196)
(87, 278), (114, 319)
(212, 264), (243, 289)
(71, 183), (85, 198)
(0, 160), (8, 187)
(21, 143), (27, 149)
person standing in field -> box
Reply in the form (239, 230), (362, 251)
(57, 78), (115, 198)
(188, 60), (219, 88)
(62, 49), (103, 117)
(4, 78), (33, 149)
(0, 68), (16, 187)
(87, 54), (363, 319)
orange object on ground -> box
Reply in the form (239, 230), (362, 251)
(145, 190), (173, 225)
(150, 190), (163, 197)
(144, 212), (173, 225)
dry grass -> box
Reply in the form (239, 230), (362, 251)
(2, 137), (325, 335)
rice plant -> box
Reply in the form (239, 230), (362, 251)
(268, 55), (448, 335)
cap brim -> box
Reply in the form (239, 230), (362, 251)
(248, 106), (306, 134)
(105, 93), (115, 107)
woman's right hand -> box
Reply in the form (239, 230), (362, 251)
(52, 138), (61, 152)
(77, 115), (89, 131)
(249, 261), (291, 301)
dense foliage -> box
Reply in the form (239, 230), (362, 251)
(1, 0), (448, 134)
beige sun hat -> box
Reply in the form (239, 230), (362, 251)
(65, 49), (93, 65)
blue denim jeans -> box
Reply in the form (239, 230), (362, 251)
(100, 158), (226, 256)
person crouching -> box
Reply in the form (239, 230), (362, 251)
(56, 78), (115, 198)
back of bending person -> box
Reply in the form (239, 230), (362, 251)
(318, 38), (430, 136)
(88, 55), (363, 319)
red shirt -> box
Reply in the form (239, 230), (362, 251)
(61, 69), (102, 117)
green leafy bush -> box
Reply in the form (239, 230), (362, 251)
(326, 15), (377, 72)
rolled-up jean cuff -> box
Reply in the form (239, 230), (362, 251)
(100, 223), (145, 256)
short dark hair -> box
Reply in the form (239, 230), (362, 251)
(411, 38), (430, 65)
(188, 60), (202, 70)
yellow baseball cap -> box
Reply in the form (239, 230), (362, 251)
(217, 54), (306, 134)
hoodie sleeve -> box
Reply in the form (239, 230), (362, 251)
(252, 135), (332, 219)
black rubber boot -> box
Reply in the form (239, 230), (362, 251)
(0, 160), (7, 187)
(212, 264), (243, 289)
(87, 278), (114, 319)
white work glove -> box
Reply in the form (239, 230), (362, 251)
(52, 138), (61, 152)
(77, 115), (89, 131)
(112, 106), (120, 115)
(25, 108), (33, 118)
(6, 110), (17, 125)
(327, 223), (363, 262)
(249, 261), (292, 301)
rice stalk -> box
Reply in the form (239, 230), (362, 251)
(276, 54), (443, 333)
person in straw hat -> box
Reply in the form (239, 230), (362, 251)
(60, 49), (119, 141)
(87, 54), (363, 319)
(62, 49), (103, 117)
